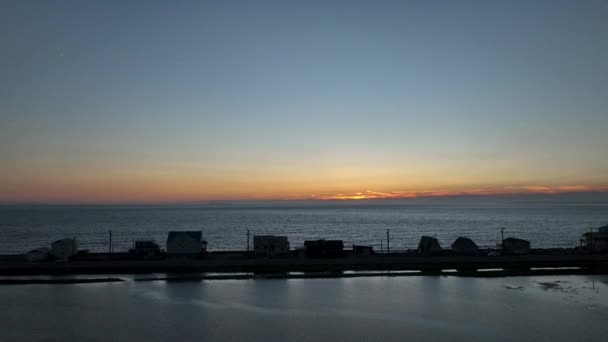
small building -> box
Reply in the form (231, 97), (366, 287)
(304, 239), (344, 258)
(418, 236), (442, 256)
(502, 237), (530, 255)
(253, 235), (290, 256)
(26, 247), (50, 262)
(51, 238), (78, 260)
(581, 224), (608, 253)
(129, 240), (162, 257)
(451, 237), (479, 256)
(166, 231), (204, 257)
(353, 245), (374, 256)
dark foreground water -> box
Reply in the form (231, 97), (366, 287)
(0, 275), (607, 341)
(1, 202), (608, 254)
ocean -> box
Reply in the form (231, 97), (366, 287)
(1, 201), (607, 254)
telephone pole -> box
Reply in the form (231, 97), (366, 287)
(500, 227), (505, 254)
(589, 226), (593, 254)
(246, 229), (250, 253)
(386, 229), (390, 255)
(108, 230), (113, 258)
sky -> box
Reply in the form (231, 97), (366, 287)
(1, 0), (608, 203)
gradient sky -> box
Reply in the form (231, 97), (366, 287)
(1, 0), (608, 203)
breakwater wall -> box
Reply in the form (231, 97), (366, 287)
(1, 252), (607, 276)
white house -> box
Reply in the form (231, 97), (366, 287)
(451, 237), (479, 255)
(166, 231), (204, 256)
(418, 236), (442, 256)
(51, 238), (78, 260)
(581, 224), (608, 252)
(502, 237), (530, 255)
(26, 247), (50, 262)
(253, 235), (290, 256)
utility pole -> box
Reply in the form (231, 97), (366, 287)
(380, 240), (383, 254)
(500, 227), (505, 255)
(108, 230), (113, 258)
(246, 229), (250, 253)
(386, 229), (390, 255)
(201, 229), (206, 253)
(589, 226), (593, 254)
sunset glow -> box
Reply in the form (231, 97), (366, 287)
(310, 186), (608, 201)
(1, 1), (607, 204)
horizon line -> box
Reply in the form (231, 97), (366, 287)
(2, 188), (608, 206)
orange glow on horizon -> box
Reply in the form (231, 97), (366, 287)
(309, 185), (608, 200)
(2, 174), (608, 204)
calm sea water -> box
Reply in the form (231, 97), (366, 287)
(0, 274), (607, 341)
(1, 202), (608, 254)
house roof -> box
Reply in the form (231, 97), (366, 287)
(503, 237), (529, 243)
(254, 235), (288, 239)
(167, 231), (202, 241)
(28, 247), (50, 254)
(52, 238), (75, 245)
(418, 236), (441, 249)
(451, 237), (478, 249)
(419, 236), (440, 244)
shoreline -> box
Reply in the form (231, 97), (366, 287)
(1, 267), (606, 285)
(2, 251), (607, 277)
(0, 277), (124, 285)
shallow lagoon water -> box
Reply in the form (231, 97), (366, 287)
(1, 275), (607, 341)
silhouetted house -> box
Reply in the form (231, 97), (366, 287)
(417, 236), (442, 256)
(166, 231), (204, 256)
(51, 238), (78, 260)
(353, 245), (374, 256)
(304, 239), (344, 258)
(502, 237), (530, 255)
(325, 240), (344, 257)
(581, 224), (608, 252)
(254, 235), (290, 256)
(26, 247), (50, 262)
(129, 240), (161, 257)
(304, 240), (324, 257)
(451, 237), (479, 255)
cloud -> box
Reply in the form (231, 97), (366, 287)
(310, 185), (608, 200)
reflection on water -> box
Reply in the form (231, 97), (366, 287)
(1, 275), (607, 341)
